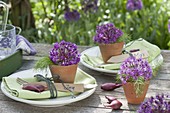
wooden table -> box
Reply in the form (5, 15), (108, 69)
(0, 43), (170, 113)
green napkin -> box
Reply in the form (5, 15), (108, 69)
(82, 54), (121, 69)
(2, 68), (97, 100)
(125, 38), (161, 62)
(82, 38), (163, 75)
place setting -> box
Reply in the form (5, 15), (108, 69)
(80, 23), (164, 76)
(1, 68), (97, 107)
(1, 37), (98, 107)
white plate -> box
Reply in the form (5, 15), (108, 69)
(80, 46), (163, 75)
(80, 46), (118, 73)
(1, 69), (96, 107)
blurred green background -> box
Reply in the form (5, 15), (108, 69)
(2, 0), (170, 49)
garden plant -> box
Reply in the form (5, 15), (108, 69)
(5, 0), (170, 49)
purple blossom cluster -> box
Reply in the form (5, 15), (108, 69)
(49, 40), (80, 66)
(93, 23), (123, 44)
(118, 56), (152, 84)
(126, 0), (143, 11)
(81, 0), (98, 13)
(64, 9), (80, 21)
(138, 93), (170, 113)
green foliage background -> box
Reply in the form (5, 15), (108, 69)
(28, 0), (170, 49)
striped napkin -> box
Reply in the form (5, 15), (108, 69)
(16, 35), (36, 55)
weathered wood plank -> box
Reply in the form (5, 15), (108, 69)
(159, 62), (170, 74)
(0, 88), (169, 112)
(153, 73), (170, 80)
(161, 50), (170, 62)
(0, 101), (130, 113)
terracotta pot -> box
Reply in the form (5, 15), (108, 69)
(99, 42), (124, 63)
(123, 80), (150, 104)
(49, 64), (78, 83)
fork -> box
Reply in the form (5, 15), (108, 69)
(16, 77), (28, 85)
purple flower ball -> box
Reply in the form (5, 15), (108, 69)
(64, 9), (80, 21)
(49, 40), (80, 66)
(93, 23), (123, 44)
(118, 56), (152, 84)
(126, 0), (143, 11)
(138, 94), (170, 113)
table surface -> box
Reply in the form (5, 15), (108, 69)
(0, 43), (170, 113)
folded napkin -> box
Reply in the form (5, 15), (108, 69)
(125, 38), (160, 62)
(16, 35), (36, 55)
(82, 38), (163, 75)
(2, 68), (97, 100)
(82, 54), (121, 70)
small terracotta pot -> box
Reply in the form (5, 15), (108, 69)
(123, 80), (150, 104)
(99, 42), (124, 63)
(49, 64), (78, 83)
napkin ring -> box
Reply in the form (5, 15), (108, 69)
(34, 74), (57, 98)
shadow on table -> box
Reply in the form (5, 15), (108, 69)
(127, 103), (139, 112)
(105, 102), (139, 113)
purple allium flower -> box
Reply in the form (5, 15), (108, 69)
(81, 0), (98, 13)
(49, 40), (80, 66)
(118, 56), (152, 84)
(168, 19), (170, 33)
(126, 0), (143, 11)
(138, 94), (170, 113)
(93, 23), (123, 44)
(64, 9), (80, 21)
